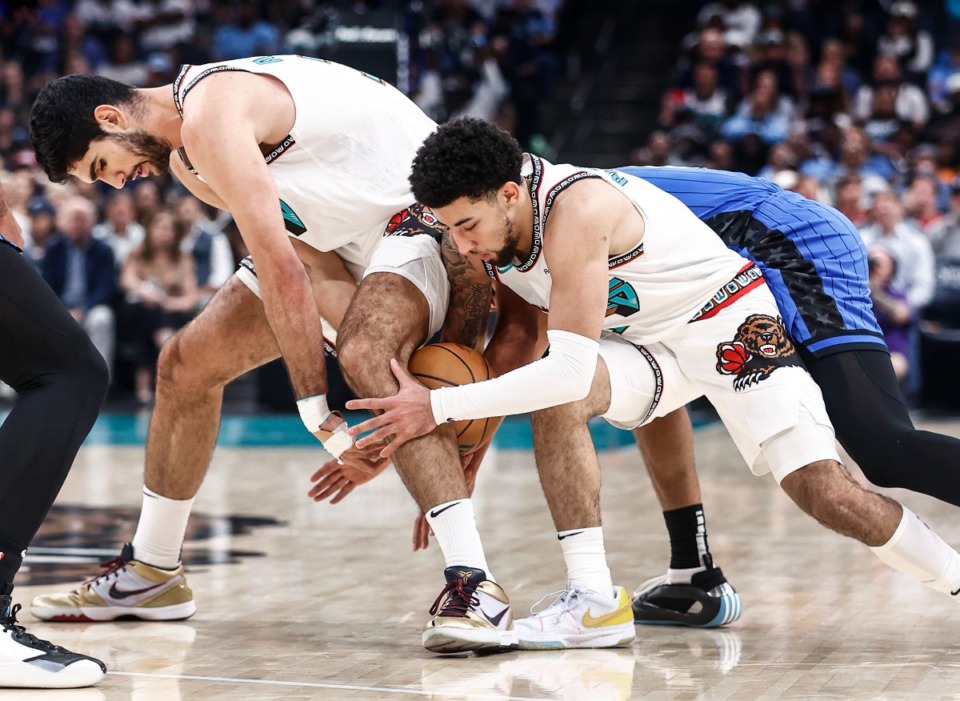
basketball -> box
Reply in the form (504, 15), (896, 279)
(408, 343), (503, 456)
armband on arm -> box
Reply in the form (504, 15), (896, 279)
(429, 329), (600, 424)
(297, 394), (354, 461)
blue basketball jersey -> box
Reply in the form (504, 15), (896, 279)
(616, 166), (885, 356)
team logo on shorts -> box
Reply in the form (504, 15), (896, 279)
(716, 314), (802, 390)
(384, 204), (445, 242)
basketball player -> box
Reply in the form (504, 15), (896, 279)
(28, 57), (519, 654)
(0, 185), (107, 687)
(618, 165), (960, 628)
(349, 118), (960, 650)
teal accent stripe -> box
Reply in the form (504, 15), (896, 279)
(0, 411), (716, 448)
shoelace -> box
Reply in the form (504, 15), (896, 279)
(528, 588), (584, 617)
(429, 579), (480, 617)
(2, 604), (70, 653)
(83, 553), (129, 587)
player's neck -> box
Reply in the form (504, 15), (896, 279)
(136, 86), (186, 149)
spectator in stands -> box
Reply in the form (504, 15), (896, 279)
(928, 177), (960, 258)
(41, 196), (118, 375)
(696, 0), (761, 51)
(720, 68), (795, 147)
(860, 189), (936, 310)
(23, 196), (57, 269)
(674, 26), (741, 102)
(174, 194), (233, 307)
(134, 0), (195, 54)
(819, 38), (862, 98)
(834, 173), (870, 228)
(133, 180), (162, 228)
(904, 170), (947, 236)
(212, 0), (282, 62)
(96, 34), (148, 86)
(868, 244), (916, 381)
(860, 84), (905, 145)
(924, 73), (960, 145)
(681, 59), (732, 138)
(876, 1), (933, 87)
(926, 40), (960, 114)
(119, 209), (197, 404)
(853, 53), (929, 132)
(821, 125), (893, 193)
(93, 191), (144, 267)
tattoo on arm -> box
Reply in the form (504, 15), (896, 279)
(442, 231), (492, 349)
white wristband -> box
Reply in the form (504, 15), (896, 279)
(322, 423), (354, 460)
(297, 395), (331, 431)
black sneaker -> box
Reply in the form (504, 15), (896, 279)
(0, 591), (106, 688)
(422, 567), (515, 653)
(631, 567), (741, 628)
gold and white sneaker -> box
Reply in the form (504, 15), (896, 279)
(422, 567), (515, 654)
(31, 543), (195, 622)
(514, 585), (635, 650)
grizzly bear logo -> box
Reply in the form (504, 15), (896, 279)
(716, 314), (802, 390)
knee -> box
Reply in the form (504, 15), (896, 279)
(156, 331), (201, 393)
(531, 397), (593, 432)
(337, 332), (396, 396)
(780, 460), (857, 525)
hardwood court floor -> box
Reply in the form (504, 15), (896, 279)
(12, 417), (960, 700)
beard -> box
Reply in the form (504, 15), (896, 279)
(490, 209), (521, 267)
(113, 131), (172, 176)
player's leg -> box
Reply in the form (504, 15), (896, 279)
(690, 291), (960, 608)
(0, 244), (107, 687)
(337, 226), (511, 653)
(31, 246), (356, 622)
(512, 348), (636, 650)
(801, 347), (960, 506)
(630, 409), (739, 627)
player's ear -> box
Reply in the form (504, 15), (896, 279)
(93, 104), (128, 131)
(500, 181), (522, 207)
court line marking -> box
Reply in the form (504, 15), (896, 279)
(108, 671), (544, 700)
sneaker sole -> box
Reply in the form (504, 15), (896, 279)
(517, 624), (636, 650)
(422, 626), (516, 654)
(634, 591), (741, 628)
(0, 659), (105, 688)
(31, 601), (197, 622)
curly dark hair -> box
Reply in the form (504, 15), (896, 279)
(410, 118), (524, 208)
(30, 75), (141, 183)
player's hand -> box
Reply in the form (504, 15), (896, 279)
(307, 441), (391, 504)
(412, 511), (432, 551)
(346, 358), (436, 458)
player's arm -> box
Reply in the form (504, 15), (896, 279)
(180, 74), (351, 457)
(439, 228), (493, 352)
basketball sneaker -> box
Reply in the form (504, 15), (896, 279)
(631, 567), (741, 628)
(513, 586), (635, 650)
(31, 543), (195, 622)
(422, 566), (515, 653)
(0, 588), (106, 688)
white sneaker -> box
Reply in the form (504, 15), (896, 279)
(422, 567), (515, 653)
(514, 585), (635, 650)
(0, 593), (105, 688)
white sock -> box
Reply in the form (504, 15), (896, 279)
(131, 487), (195, 570)
(425, 499), (494, 581)
(666, 566), (705, 585)
(871, 505), (960, 597)
(558, 527), (614, 597)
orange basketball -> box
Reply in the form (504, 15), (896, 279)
(408, 343), (503, 456)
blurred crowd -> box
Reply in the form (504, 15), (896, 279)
(634, 0), (960, 404)
(0, 0), (566, 404)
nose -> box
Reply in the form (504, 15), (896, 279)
(102, 172), (126, 189)
(453, 232), (473, 257)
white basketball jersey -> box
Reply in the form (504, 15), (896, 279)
(485, 155), (754, 344)
(172, 55), (437, 279)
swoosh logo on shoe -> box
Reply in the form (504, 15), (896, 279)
(582, 602), (632, 628)
(109, 581), (168, 600)
(429, 502), (461, 518)
(487, 608), (508, 626)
